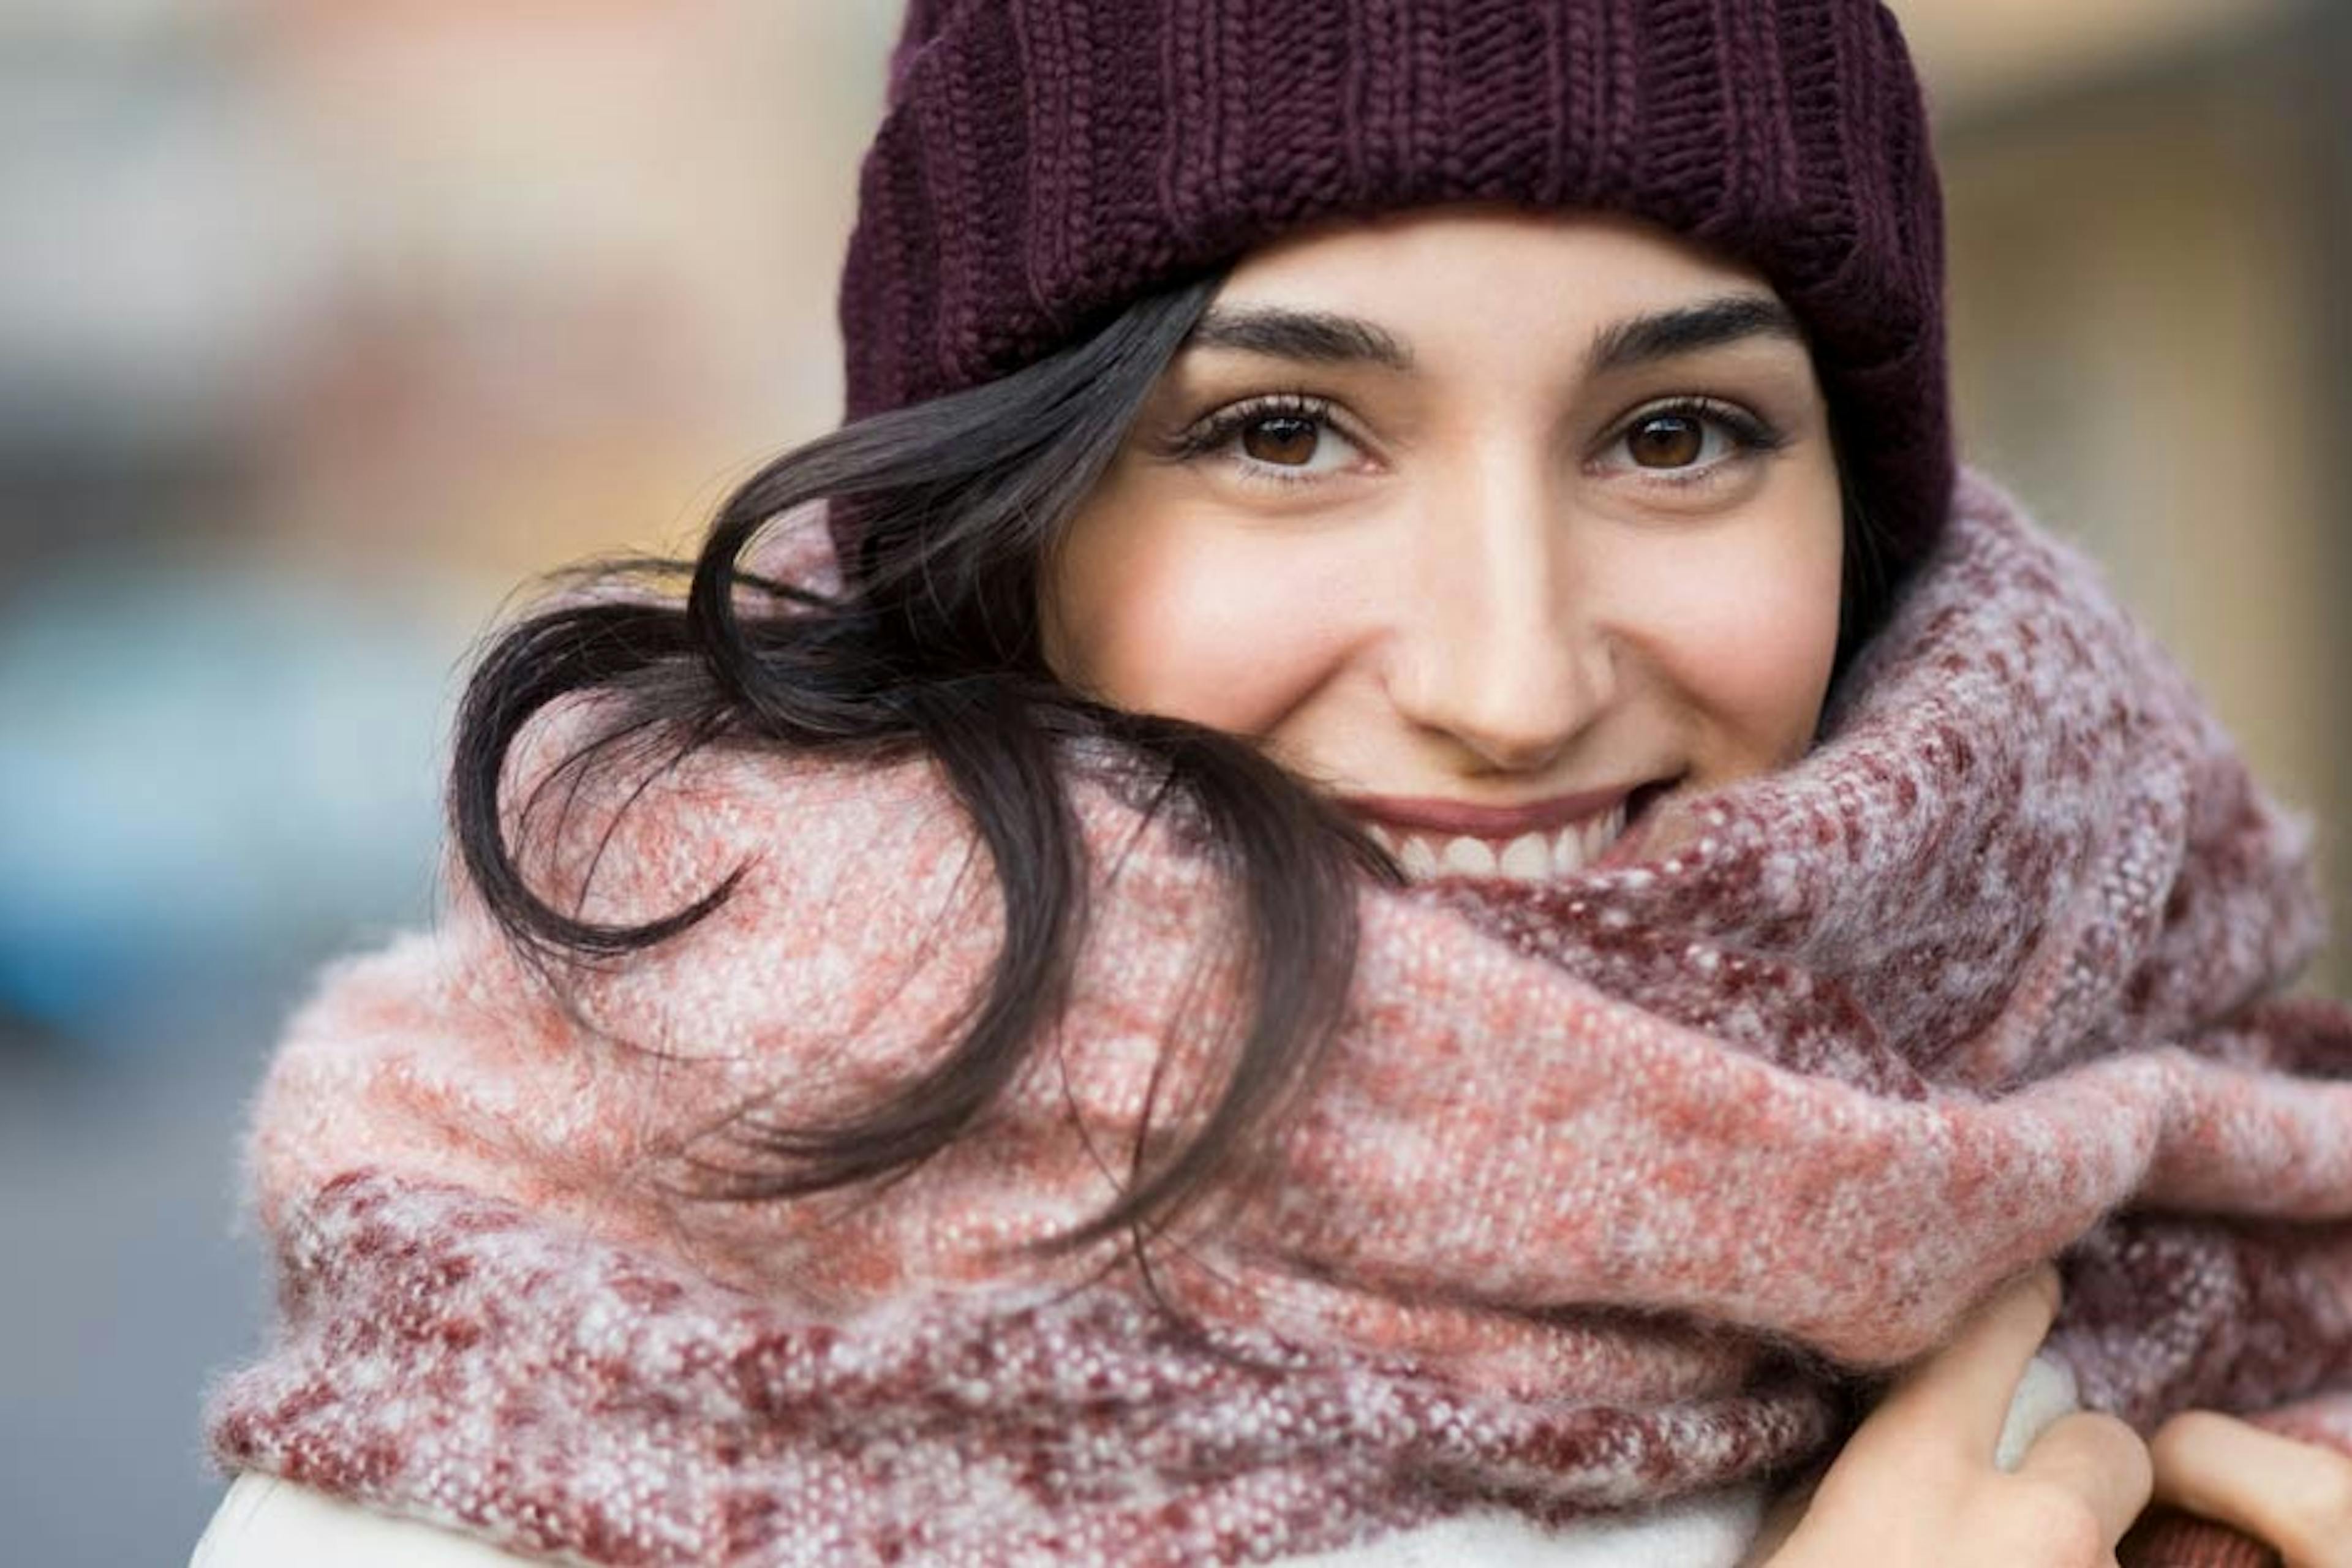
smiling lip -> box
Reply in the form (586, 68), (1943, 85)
(1336, 785), (1640, 841)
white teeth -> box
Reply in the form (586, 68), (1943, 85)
(1551, 825), (1586, 877)
(1498, 832), (1550, 880)
(1441, 835), (1498, 875)
(1369, 802), (1634, 883)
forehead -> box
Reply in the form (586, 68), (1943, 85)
(1216, 202), (1777, 307)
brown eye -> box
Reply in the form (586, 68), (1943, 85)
(1240, 415), (1322, 467)
(1626, 412), (1705, 469)
(1593, 398), (1785, 490)
(1168, 393), (1369, 491)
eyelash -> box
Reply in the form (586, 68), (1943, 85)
(1163, 390), (1790, 493)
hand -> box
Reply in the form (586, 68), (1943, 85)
(2147, 1407), (2352, 1567)
(1747, 1264), (2153, 1566)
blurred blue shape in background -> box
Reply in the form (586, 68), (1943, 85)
(0, 553), (454, 1054)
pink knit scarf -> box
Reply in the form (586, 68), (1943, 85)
(208, 469), (2352, 1566)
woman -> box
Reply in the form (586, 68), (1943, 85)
(197, 1), (2352, 1564)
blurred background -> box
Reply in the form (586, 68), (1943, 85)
(4, 1), (2345, 1560)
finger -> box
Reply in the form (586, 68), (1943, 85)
(1858, 1264), (2063, 1468)
(2152, 1408), (2352, 1566)
(2010, 1409), (2154, 1551)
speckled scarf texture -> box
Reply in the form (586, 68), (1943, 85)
(208, 467), (2352, 1566)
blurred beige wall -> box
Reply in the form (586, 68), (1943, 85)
(1896, 0), (2296, 113)
(244, 2), (897, 582)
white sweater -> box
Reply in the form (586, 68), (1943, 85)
(189, 1473), (1765, 1568)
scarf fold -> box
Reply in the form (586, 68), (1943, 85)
(208, 468), (2352, 1566)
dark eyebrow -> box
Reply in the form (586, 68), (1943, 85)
(1180, 293), (1806, 378)
(1182, 305), (1417, 371)
(1586, 294), (1807, 375)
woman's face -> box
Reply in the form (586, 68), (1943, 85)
(1041, 204), (1845, 881)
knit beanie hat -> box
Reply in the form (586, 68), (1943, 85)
(835, 0), (1951, 571)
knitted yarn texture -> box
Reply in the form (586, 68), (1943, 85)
(837, 0), (1951, 570)
(208, 469), (2352, 1566)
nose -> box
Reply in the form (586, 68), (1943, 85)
(1385, 464), (1615, 772)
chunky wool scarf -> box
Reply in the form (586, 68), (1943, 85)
(209, 469), (2352, 1566)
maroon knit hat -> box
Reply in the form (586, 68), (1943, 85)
(837, 0), (1951, 569)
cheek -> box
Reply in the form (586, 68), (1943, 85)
(1046, 507), (1365, 734)
(1615, 508), (1844, 764)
